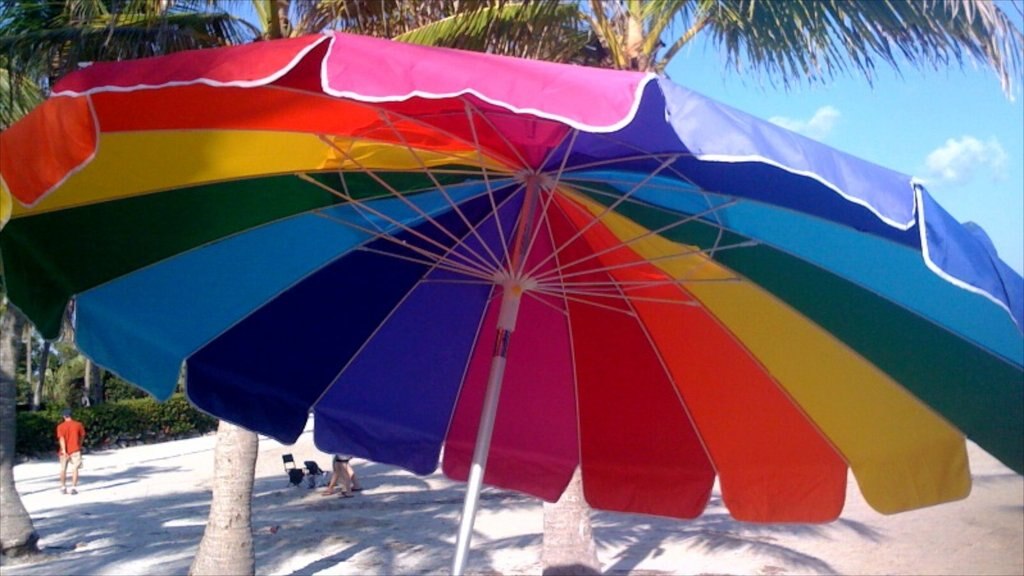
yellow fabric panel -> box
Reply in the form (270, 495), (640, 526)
(12, 131), (510, 216)
(566, 190), (970, 513)
(0, 182), (10, 228)
(321, 137), (509, 174)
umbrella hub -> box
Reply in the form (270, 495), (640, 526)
(485, 273), (538, 332)
(491, 271), (538, 297)
(513, 170), (556, 191)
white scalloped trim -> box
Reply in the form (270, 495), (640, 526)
(52, 35), (331, 97)
(317, 34), (657, 134)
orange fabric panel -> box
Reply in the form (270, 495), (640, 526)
(1, 96), (97, 207)
(634, 294), (848, 522)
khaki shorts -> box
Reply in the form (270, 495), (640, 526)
(61, 451), (83, 472)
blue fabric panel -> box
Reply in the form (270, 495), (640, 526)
(74, 184), (497, 400)
(187, 247), (427, 442)
(656, 78), (917, 229)
(313, 189), (525, 473)
(566, 170), (1023, 367)
(558, 79), (1020, 338)
(187, 187), (513, 443)
(313, 280), (493, 474)
(919, 188), (1023, 329)
(549, 80), (913, 247)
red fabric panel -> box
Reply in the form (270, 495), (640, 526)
(374, 97), (571, 169)
(1, 96), (96, 206)
(89, 85), (561, 168)
(53, 35), (326, 94)
(90, 86), (380, 134)
(546, 200), (715, 519)
(555, 195), (847, 522)
(443, 225), (578, 501)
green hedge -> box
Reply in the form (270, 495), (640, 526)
(15, 395), (218, 457)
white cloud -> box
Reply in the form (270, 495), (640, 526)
(924, 136), (1008, 186)
(769, 105), (841, 141)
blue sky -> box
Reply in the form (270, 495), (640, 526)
(663, 8), (1024, 275)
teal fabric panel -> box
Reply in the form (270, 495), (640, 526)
(571, 170), (1023, 367)
(75, 183), (497, 399)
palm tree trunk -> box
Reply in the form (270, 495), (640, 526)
(22, 323), (32, 404)
(32, 341), (50, 411)
(189, 420), (258, 576)
(0, 303), (39, 557)
(266, 0), (292, 39)
(84, 360), (103, 406)
(541, 467), (600, 575)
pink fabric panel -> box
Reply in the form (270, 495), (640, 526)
(363, 97), (572, 169)
(443, 216), (578, 502)
(323, 33), (651, 131)
(53, 35), (327, 94)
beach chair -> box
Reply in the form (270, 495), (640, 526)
(304, 460), (327, 488)
(283, 454), (305, 487)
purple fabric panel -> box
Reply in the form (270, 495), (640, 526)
(313, 279), (492, 475)
(313, 189), (526, 474)
(551, 80), (917, 247)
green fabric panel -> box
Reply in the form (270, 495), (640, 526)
(2, 174), (344, 339)
(1, 170), (479, 339)
(605, 198), (1024, 475)
(335, 171), (472, 200)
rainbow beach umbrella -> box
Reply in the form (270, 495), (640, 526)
(2, 32), (1021, 574)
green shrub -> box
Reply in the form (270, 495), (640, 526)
(14, 411), (60, 456)
(103, 374), (149, 402)
(77, 399), (160, 447)
(14, 394), (218, 457)
(158, 395), (217, 437)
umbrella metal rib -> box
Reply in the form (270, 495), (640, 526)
(299, 140), (743, 574)
(4, 33), (1019, 576)
(295, 118), (739, 571)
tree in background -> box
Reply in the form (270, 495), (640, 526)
(185, 2), (594, 573)
(2, 0), (1020, 570)
(0, 296), (38, 557)
(306, 1), (1021, 572)
(0, 0), (253, 559)
(583, 0), (1022, 91)
(188, 420), (260, 576)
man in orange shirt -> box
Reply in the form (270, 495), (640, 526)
(56, 409), (86, 495)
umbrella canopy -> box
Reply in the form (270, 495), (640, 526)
(2, 31), (1022, 572)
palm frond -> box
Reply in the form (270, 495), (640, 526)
(0, 1), (257, 88)
(701, 0), (1023, 94)
(393, 1), (587, 62)
(0, 64), (44, 129)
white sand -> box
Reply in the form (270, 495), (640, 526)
(2, 419), (1021, 575)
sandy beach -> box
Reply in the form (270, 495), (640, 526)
(2, 419), (1021, 576)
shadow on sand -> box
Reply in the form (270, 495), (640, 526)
(5, 454), (889, 576)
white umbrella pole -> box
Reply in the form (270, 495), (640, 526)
(453, 174), (539, 575)
(452, 284), (523, 575)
